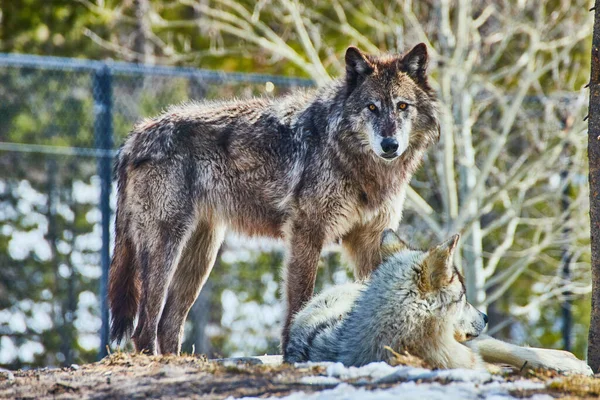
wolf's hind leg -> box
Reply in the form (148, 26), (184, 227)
(128, 165), (198, 355)
(157, 219), (226, 354)
(130, 219), (194, 355)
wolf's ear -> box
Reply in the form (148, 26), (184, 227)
(345, 46), (374, 91)
(380, 229), (408, 261)
(422, 234), (459, 290)
(399, 43), (429, 84)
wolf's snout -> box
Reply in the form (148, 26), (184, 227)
(381, 137), (399, 155)
(483, 313), (488, 324)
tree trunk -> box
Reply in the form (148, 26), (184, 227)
(587, 0), (600, 373)
(132, 0), (152, 64)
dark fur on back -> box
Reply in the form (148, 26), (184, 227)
(109, 44), (440, 354)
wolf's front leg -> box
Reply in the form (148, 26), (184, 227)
(281, 222), (324, 354)
(466, 334), (593, 375)
(422, 339), (486, 371)
(342, 217), (389, 280)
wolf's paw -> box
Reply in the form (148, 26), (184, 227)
(527, 349), (593, 376)
(485, 363), (504, 374)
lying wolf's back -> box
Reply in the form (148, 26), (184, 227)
(285, 283), (364, 363)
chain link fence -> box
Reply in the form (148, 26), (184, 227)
(1, 53), (588, 370)
(0, 54), (326, 368)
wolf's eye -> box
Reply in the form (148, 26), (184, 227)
(398, 102), (409, 111)
(367, 103), (377, 112)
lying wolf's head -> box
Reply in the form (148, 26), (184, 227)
(341, 44), (439, 161)
(379, 230), (487, 342)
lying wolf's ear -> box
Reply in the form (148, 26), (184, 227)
(399, 43), (429, 84)
(380, 229), (408, 261)
(345, 46), (375, 91)
(423, 234), (460, 290)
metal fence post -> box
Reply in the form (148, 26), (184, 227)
(560, 164), (572, 352)
(93, 65), (113, 360)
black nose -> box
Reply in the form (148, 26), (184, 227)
(483, 313), (488, 324)
(381, 137), (399, 154)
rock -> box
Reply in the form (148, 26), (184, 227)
(0, 368), (14, 381)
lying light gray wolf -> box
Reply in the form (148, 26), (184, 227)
(285, 230), (593, 375)
(108, 43), (440, 355)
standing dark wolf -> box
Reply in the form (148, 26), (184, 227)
(108, 43), (440, 355)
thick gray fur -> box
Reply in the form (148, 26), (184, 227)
(285, 231), (593, 375)
(285, 230), (487, 368)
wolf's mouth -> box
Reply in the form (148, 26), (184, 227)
(465, 333), (479, 340)
(381, 152), (399, 160)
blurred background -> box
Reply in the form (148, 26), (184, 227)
(0, 0), (594, 368)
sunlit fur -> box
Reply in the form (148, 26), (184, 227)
(285, 231), (593, 375)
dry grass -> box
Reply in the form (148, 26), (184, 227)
(384, 346), (431, 369)
(99, 351), (209, 369)
(546, 375), (600, 398)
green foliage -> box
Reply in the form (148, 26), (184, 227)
(0, 0), (110, 58)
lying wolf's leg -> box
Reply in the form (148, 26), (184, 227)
(342, 217), (389, 280)
(157, 219), (226, 354)
(466, 334), (593, 375)
(465, 335), (527, 368)
(281, 222), (324, 354)
(413, 332), (485, 370)
(442, 342), (486, 371)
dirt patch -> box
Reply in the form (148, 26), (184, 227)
(0, 353), (332, 399)
(1, 353), (600, 399)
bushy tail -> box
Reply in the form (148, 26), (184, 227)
(108, 152), (140, 345)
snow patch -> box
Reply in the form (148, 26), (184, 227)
(241, 363), (552, 400)
(376, 367), (495, 384)
(235, 380), (551, 400)
(299, 376), (341, 386)
(326, 362), (398, 380)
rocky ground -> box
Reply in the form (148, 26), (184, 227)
(1, 353), (600, 399)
